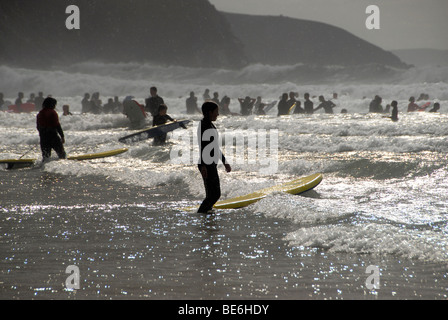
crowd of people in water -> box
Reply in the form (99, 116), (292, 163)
(0, 88), (442, 121)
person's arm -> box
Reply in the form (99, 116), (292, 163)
(53, 111), (65, 143)
(57, 124), (65, 144)
(314, 103), (323, 112)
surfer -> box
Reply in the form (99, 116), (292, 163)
(369, 95), (383, 113)
(186, 91), (200, 114)
(277, 93), (289, 116)
(407, 96), (420, 112)
(212, 92), (220, 105)
(287, 92), (304, 114)
(81, 93), (91, 113)
(35, 92), (45, 110)
(103, 98), (117, 114)
(114, 96), (123, 114)
(15, 92), (24, 112)
(390, 101), (399, 122)
(304, 93), (314, 114)
(90, 92), (103, 114)
(238, 96), (256, 116)
(220, 96), (233, 115)
(27, 93), (36, 104)
(315, 96), (337, 114)
(0, 93), (4, 111)
(123, 96), (147, 129)
(36, 97), (66, 160)
(254, 96), (266, 115)
(145, 87), (164, 117)
(197, 101), (231, 214)
(62, 105), (72, 116)
(152, 104), (174, 146)
(428, 102), (440, 113)
(203, 89), (211, 101)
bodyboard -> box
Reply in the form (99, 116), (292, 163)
(8, 103), (36, 113)
(118, 120), (190, 143)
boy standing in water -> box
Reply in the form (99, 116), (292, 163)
(197, 101), (231, 214)
(36, 97), (66, 160)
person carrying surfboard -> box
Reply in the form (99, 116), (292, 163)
(197, 101), (231, 214)
(407, 96), (420, 112)
(36, 97), (66, 161)
(152, 104), (175, 146)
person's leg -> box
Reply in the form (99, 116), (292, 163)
(40, 134), (52, 160)
(53, 136), (66, 159)
(198, 165), (221, 213)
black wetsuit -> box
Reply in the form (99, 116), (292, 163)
(186, 97), (198, 114)
(277, 99), (289, 116)
(391, 106), (398, 122)
(145, 95), (164, 117)
(153, 114), (174, 145)
(36, 107), (66, 160)
(197, 118), (227, 213)
(316, 101), (336, 114)
(304, 99), (314, 114)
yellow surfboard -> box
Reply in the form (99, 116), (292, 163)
(184, 173), (322, 211)
(1, 148), (128, 168)
(67, 148), (128, 160)
(288, 102), (297, 115)
(214, 173), (322, 209)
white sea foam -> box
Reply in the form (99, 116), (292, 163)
(1, 63), (448, 263)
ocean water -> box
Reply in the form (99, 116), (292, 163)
(1, 63), (448, 299)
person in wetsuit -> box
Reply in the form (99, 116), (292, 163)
(152, 104), (174, 146)
(186, 91), (200, 114)
(34, 92), (45, 110)
(304, 93), (314, 114)
(36, 97), (66, 161)
(407, 96), (420, 112)
(277, 93), (289, 116)
(145, 86), (165, 117)
(197, 101), (231, 214)
(315, 95), (337, 114)
(391, 100), (399, 122)
(369, 95), (383, 113)
(428, 102), (440, 113)
(15, 92), (24, 112)
(238, 96), (256, 116)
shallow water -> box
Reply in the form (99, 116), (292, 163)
(1, 172), (447, 299)
(1, 64), (448, 299)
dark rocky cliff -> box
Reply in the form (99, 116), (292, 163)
(0, 0), (248, 68)
(0, 1), (408, 71)
(224, 12), (408, 69)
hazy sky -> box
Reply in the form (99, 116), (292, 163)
(209, 0), (448, 51)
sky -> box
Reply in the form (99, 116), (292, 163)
(209, 0), (448, 51)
